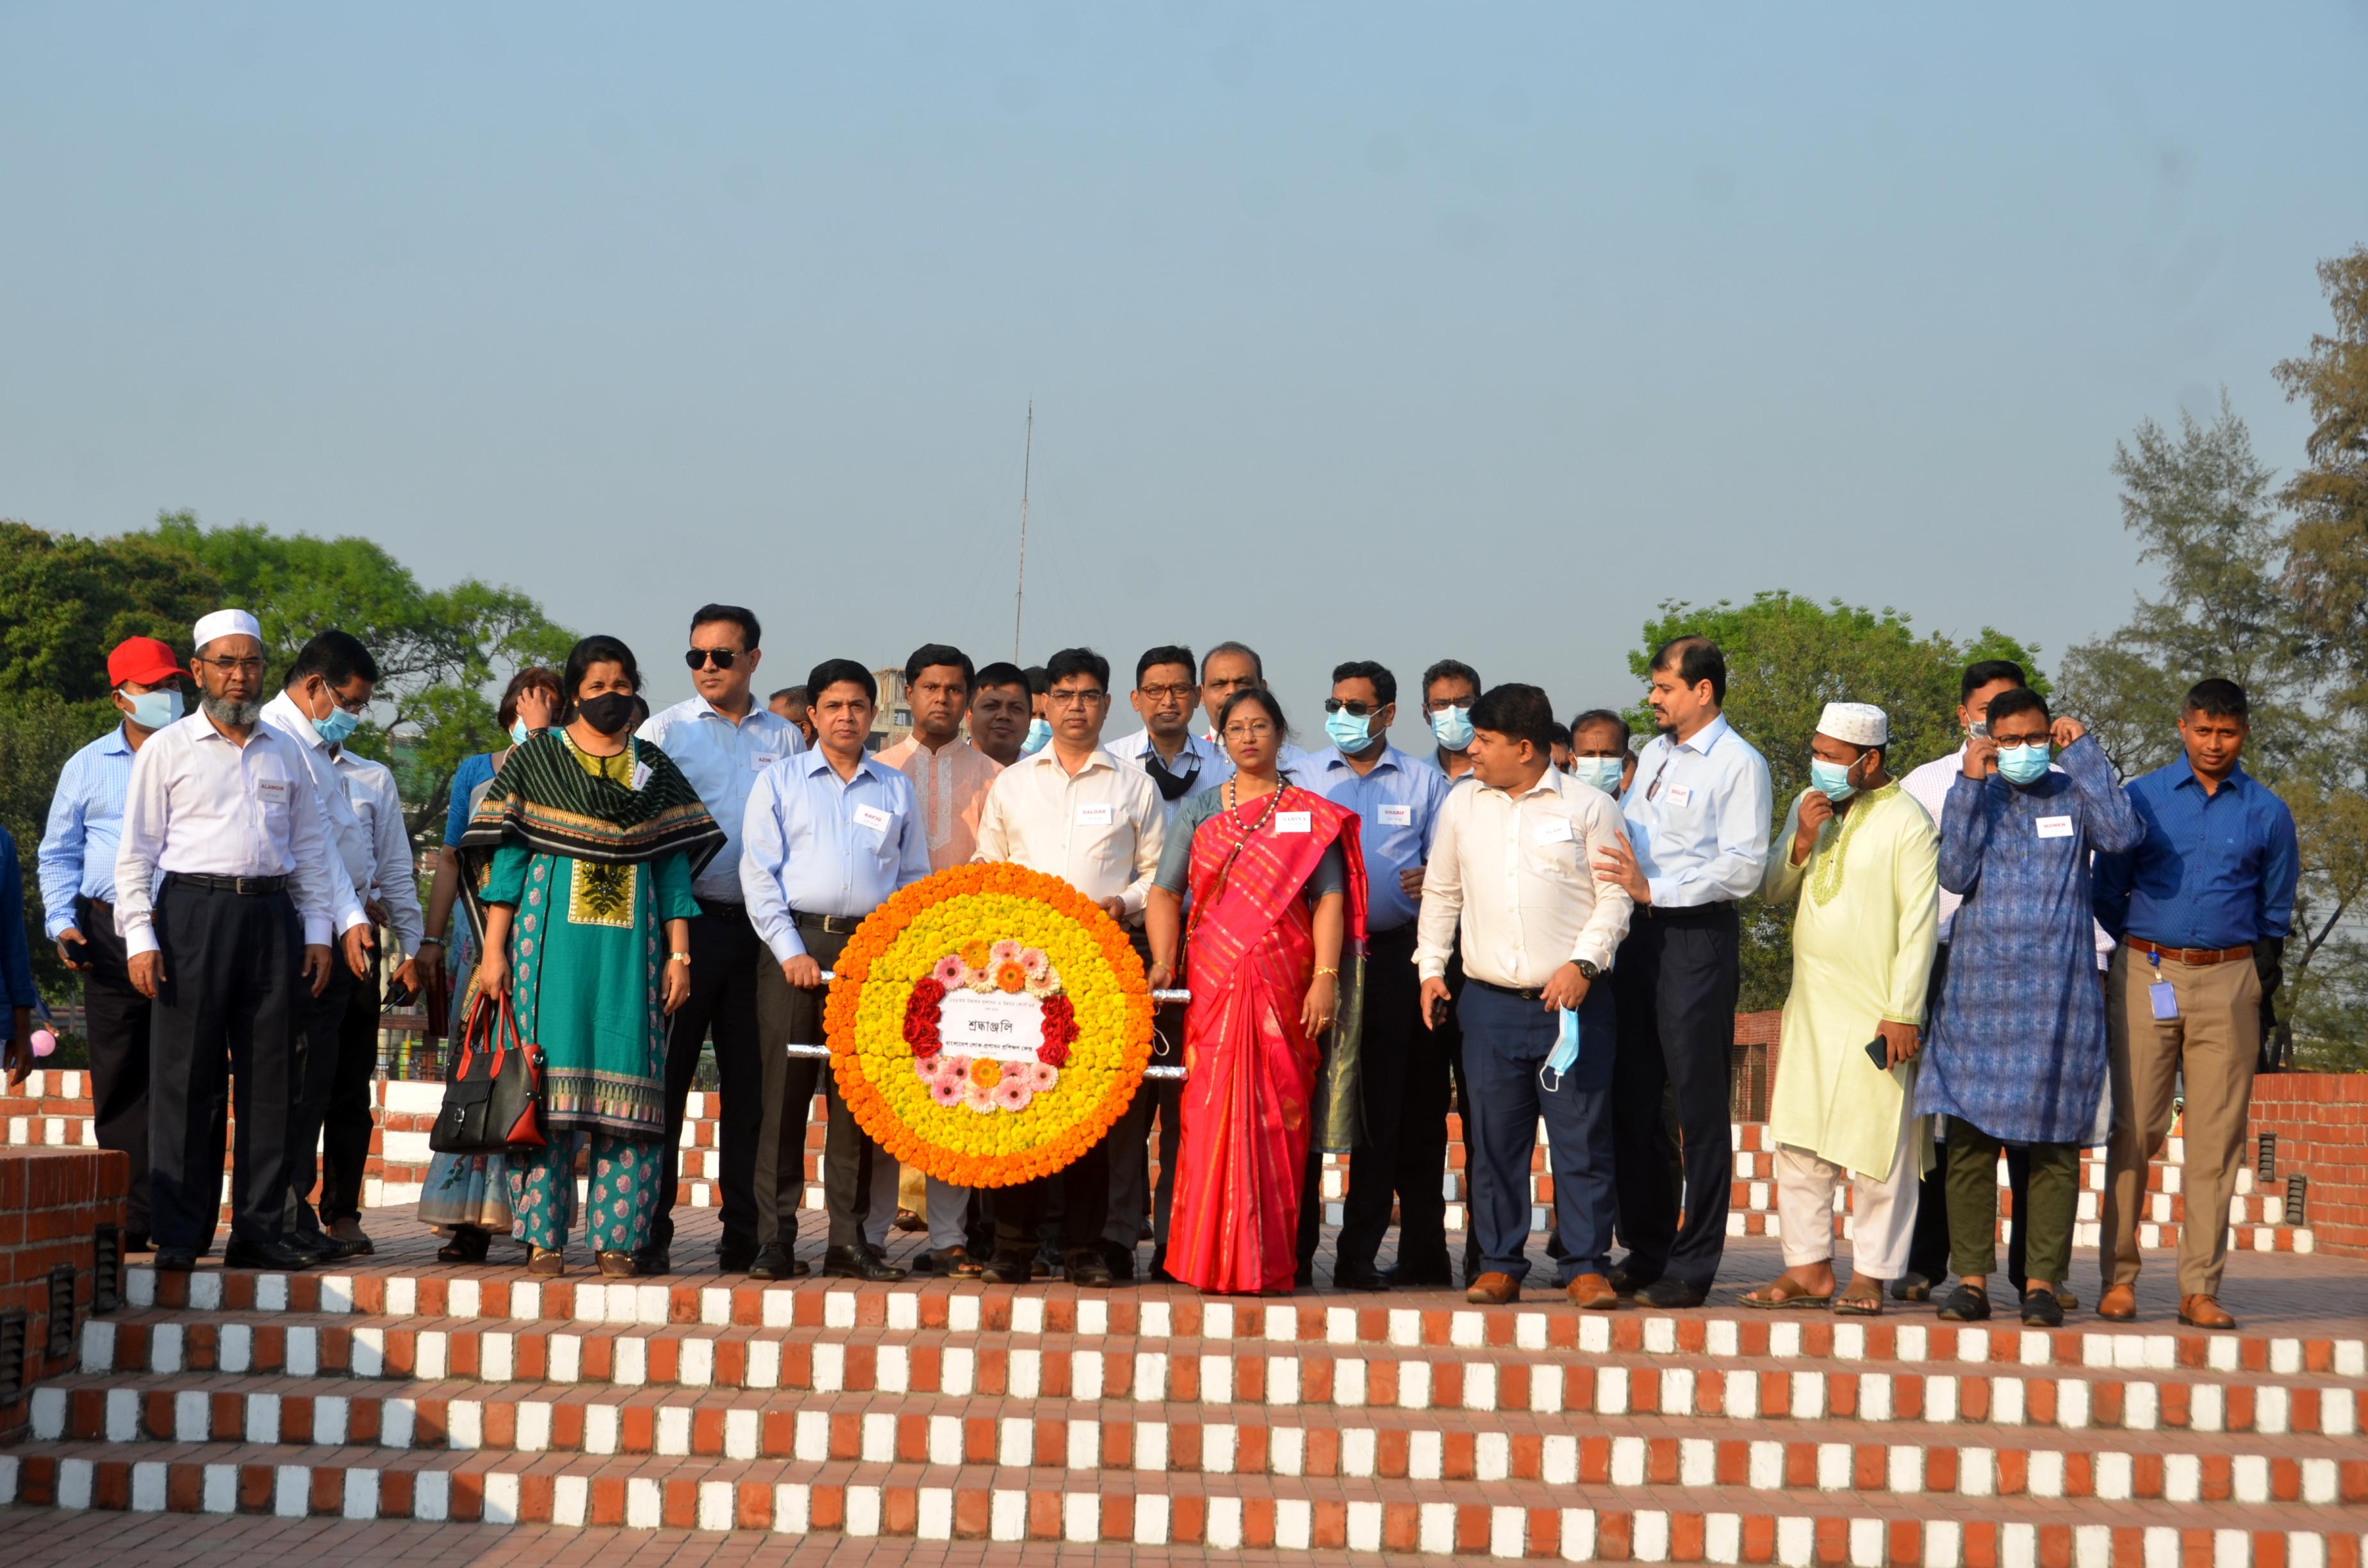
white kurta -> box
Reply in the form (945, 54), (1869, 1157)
(1762, 783), (1940, 1182)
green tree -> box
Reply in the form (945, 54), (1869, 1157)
(0, 520), (223, 703)
(1629, 592), (2048, 1011)
(2056, 399), (2368, 1070)
(142, 512), (576, 837)
(2274, 245), (2368, 715)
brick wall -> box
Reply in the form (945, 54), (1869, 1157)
(0, 1148), (127, 1442)
(2247, 1074), (2368, 1258)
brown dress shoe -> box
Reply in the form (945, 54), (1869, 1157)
(2096, 1284), (2137, 1321)
(2178, 1293), (2236, 1330)
(1565, 1273), (1622, 1310)
(1465, 1271), (1520, 1305)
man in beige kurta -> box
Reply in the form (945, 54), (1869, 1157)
(1745, 703), (1939, 1310)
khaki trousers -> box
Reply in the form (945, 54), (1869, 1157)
(2101, 946), (2260, 1298)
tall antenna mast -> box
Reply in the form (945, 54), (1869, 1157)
(1012, 401), (1033, 661)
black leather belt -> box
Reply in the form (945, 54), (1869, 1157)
(1641, 898), (1736, 920)
(1467, 975), (1547, 1002)
(794, 911), (866, 936)
(167, 872), (289, 895)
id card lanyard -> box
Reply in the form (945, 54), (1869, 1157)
(2148, 949), (2180, 1021)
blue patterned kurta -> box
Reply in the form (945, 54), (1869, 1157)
(1914, 737), (2141, 1144)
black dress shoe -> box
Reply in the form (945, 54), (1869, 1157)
(633, 1248), (673, 1277)
(1636, 1277), (1707, 1309)
(1607, 1266), (1657, 1296)
(1064, 1250), (1113, 1288)
(1381, 1262), (1454, 1289)
(1333, 1262), (1392, 1291)
(746, 1245), (808, 1280)
(1031, 1243), (1060, 1280)
(1099, 1241), (1136, 1282)
(716, 1243), (757, 1275)
(313, 1233), (368, 1261)
(282, 1229), (334, 1260)
(153, 1247), (197, 1272)
(822, 1244), (907, 1282)
(223, 1239), (317, 1271)
(980, 1250), (1033, 1285)
(1295, 1262), (1315, 1290)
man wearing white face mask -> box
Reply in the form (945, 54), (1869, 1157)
(1420, 660), (1482, 781)
(260, 630), (386, 1262)
(39, 635), (192, 1252)
(1740, 704), (1938, 1315)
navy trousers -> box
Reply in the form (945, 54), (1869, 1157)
(1458, 977), (1617, 1286)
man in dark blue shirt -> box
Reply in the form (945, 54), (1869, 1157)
(2093, 679), (2299, 1331)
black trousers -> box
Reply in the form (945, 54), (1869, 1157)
(78, 898), (154, 1243)
(149, 880), (300, 1250)
(1333, 924), (1426, 1272)
(283, 955), (358, 1239)
(649, 901), (768, 1258)
(753, 923), (888, 1251)
(1103, 940), (1185, 1255)
(1393, 949), (1467, 1277)
(318, 967), (380, 1223)
(1609, 902), (1739, 1291)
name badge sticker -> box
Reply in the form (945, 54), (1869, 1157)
(630, 762), (653, 792)
(1533, 815), (1575, 845)
(1665, 784), (1694, 807)
(751, 753), (780, 772)
(1377, 803), (1413, 828)
(1274, 810), (1312, 835)
(255, 778), (291, 805)
(851, 803), (892, 834)
(1076, 803), (1114, 827)
(2036, 815), (2075, 839)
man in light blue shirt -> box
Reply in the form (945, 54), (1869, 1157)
(1591, 635), (1773, 1308)
(742, 658), (930, 1284)
(635, 603), (806, 1276)
(37, 634), (188, 1250)
(1301, 659), (1456, 1291)
(1106, 644), (1225, 823)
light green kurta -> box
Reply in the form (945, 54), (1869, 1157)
(1762, 782), (1940, 1181)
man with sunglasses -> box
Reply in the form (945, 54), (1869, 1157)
(115, 610), (372, 1273)
(261, 630), (398, 1262)
(636, 603), (807, 1275)
(1305, 660), (1454, 1290)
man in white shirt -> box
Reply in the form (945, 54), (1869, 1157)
(320, 737), (423, 1254)
(637, 604), (805, 1275)
(1417, 684), (1634, 1308)
(259, 630), (389, 1262)
(1197, 641), (1315, 779)
(115, 610), (372, 1273)
(1592, 635), (1774, 1308)
(972, 646), (1165, 1287)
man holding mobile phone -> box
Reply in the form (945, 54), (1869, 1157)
(1739, 704), (1939, 1315)
(37, 635), (190, 1252)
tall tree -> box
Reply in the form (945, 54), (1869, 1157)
(2274, 245), (2368, 714)
(1629, 592), (2046, 1011)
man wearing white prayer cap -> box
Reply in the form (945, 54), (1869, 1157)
(111, 608), (372, 1273)
(1738, 700), (1943, 1314)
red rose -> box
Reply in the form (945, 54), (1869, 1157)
(910, 977), (946, 1008)
(1037, 1039), (1070, 1067)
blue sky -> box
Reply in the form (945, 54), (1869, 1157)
(4, 4), (2363, 748)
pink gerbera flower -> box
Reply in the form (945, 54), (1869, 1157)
(1020, 947), (1050, 979)
(992, 1079), (1033, 1112)
(929, 1079), (966, 1107)
(963, 1082), (998, 1113)
(1027, 1061), (1058, 1092)
(989, 939), (1024, 968)
(931, 954), (970, 990)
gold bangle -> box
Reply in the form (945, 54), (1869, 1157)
(670, 952), (692, 964)
(1314, 966), (1340, 977)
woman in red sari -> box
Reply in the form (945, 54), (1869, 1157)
(1146, 689), (1368, 1295)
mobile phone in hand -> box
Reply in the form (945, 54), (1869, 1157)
(1864, 1035), (1891, 1068)
(1430, 994), (1451, 1029)
(59, 934), (90, 968)
(383, 977), (416, 1009)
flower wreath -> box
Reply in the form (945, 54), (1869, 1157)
(825, 862), (1155, 1187)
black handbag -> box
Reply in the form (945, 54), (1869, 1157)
(428, 993), (548, 1155)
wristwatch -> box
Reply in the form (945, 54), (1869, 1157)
(1574, 960), (1601, 981)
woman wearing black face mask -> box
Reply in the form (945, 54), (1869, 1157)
(456, 635), (725, 1278)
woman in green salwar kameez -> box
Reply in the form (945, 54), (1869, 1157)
(461, 635), (723, 1278)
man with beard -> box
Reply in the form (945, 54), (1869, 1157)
(114, 610), (372, 1273)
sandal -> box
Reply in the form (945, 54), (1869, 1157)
(527, 1246), (564, 1278)
(928, 1246), (986, 1279)
(1741, 1275), (1832, 1311)
(1936, 1282), (1991, 1322)
(596, 1250), (637, 1278)
(1834, 1280), (1885, 1317)
(437, 1227), (490, 1264)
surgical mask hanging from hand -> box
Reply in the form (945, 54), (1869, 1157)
(1429, 705), (1474, 752)
(1020, 715), (1053, 756)
(1996, 742), (2051, 785)
(1808, 757), (1858, 802)
(1538, 1005), (1582, 1094)
(1568, 756), (1623, 796)
(1324, 705), (1376, 753)
(121, 688), (184, 730)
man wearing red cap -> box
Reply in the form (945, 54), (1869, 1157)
(37, 635), (190, 1251)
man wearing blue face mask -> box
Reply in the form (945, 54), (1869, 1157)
(38, 635), (192, 1252)
(1304, 660), (1454, 1290)
(1567, 710), (1636, 800)
(1420, 660), (1482, 782)
(1914, 687), (2141, 1328)
(260, 630), (386, 1262)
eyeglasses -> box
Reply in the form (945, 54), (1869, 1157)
(1223, 721), (1277, 740)
(1322, 699), (1383, 717)
(196, 656), (265, 676)
(1137, 683), (1196, 701)
(1045, 689), (1106, 708)
(1422, 700), (1472, 716)
(684, 648), (744, 671)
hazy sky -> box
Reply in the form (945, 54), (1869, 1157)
(5, 5), (2364, 751)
